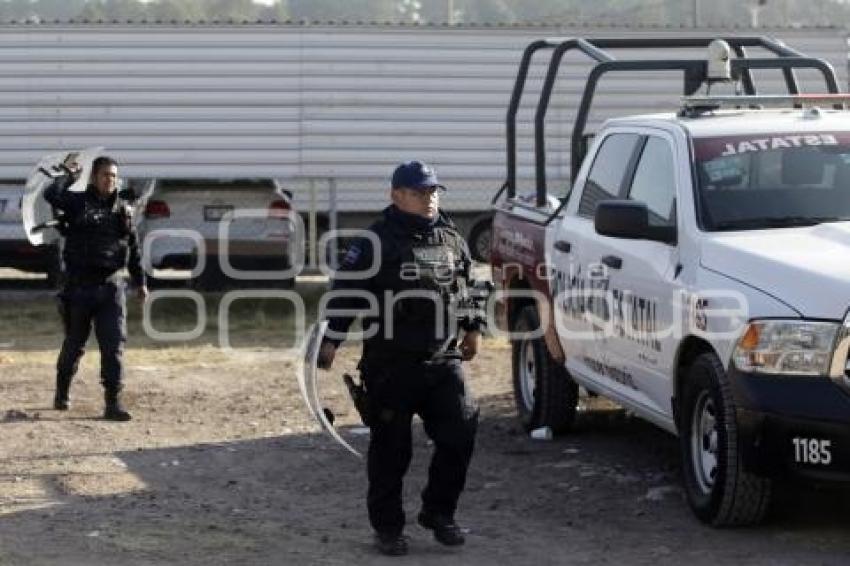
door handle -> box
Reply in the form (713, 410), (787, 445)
(601, 255), (622, 270)
(554, 240), (571, 253)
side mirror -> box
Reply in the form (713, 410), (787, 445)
(594, 200), (676, 244)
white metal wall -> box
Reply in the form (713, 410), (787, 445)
(0, 24), (845, 212)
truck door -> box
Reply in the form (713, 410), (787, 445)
(551, 132), (643, 385)
(581, 132), (681, 422)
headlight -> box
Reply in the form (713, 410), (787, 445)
(732, 320), (840, 376)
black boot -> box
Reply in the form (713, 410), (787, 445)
(53, 392), (69, 411)
(374, 531), (408, 556)
(417, 511), (466, 546)
(104, 390), (131, 422)
(54, 375), (71, 410)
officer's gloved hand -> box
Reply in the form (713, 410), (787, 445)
(459, 331), (481, 361)
(61, 161), (83, 181)
(317, 341), (337, 370)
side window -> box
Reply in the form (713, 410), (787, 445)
(578, 133), (641, 217)
(628, 136), (676, 227)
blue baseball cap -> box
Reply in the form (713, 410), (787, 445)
(391, 160), (447, 191)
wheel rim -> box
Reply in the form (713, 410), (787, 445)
(690, 390), (719, 495)
(518, 338), (536, 412)
(475, 228), (491, 262)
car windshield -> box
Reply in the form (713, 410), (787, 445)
(693, 132), (850, 231)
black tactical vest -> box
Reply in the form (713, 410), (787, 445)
(363, 208), (471, 356)
(62, 187), (134, 278)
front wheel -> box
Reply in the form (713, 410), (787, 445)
(679, 352), (772, 526)
(511, 305), (578, 434)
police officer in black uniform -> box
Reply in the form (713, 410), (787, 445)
(44, 156), (148, 421)
(317, 160), (485, 556)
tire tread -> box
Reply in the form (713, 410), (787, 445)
(512, 305), (578, 434)
(688, 353), (772, 527)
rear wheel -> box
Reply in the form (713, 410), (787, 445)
(679, 352), (772, 526)
(511, 305), (578, 434)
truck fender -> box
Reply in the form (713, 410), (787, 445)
(538, 293), (566, 364)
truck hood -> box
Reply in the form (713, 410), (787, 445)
(700, 222), (850, 320)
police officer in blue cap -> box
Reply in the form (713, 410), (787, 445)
(318, 160), (485, 556)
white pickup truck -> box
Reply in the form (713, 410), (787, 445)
(491, 38), (850, 526)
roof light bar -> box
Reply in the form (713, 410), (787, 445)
(682, 94), (850, 111)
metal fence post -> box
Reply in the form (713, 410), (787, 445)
(328, 177), (338, 271)
(309, 178), (317, 270)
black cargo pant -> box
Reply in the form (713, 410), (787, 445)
(56, 279), (127, 393)
(361, 354), (479, 536)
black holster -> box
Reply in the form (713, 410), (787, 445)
(343, 373), (373, 427)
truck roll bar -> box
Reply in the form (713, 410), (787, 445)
(502, 36), (843, 209)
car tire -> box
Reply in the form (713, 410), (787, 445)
(511, 304), (578, 434)
(468, 218), (492, 263)
(680, 352), (772, 526)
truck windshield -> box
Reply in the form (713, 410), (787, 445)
(693, 132), (850, 231)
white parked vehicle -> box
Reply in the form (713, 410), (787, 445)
(0, 181), (61, 285)
(492, 38), (850, 526)
(136, 178), (297, 289)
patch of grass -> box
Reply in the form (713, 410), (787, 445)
(0, 280), (329, 353)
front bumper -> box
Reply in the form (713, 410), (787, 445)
(730, 367), (850, 482)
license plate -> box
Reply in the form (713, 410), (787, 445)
(204, 205), (234, 222)
(792, 437), (834, 466)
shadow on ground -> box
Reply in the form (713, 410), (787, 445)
(1, 395), (848, 566)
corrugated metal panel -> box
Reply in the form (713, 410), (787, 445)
(0, 24), (844, 212)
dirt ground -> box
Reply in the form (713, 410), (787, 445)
(1, 277), (850, 565)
